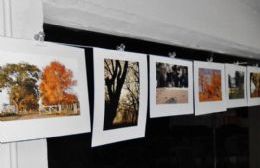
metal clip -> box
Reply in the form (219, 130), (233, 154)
(34, 31), (45, 42)
(116, 43), (126, 51)
(168, 52), (176, 58)
(207, 56), (213, 62)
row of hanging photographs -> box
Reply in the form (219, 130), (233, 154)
(0, 37), (259, 146)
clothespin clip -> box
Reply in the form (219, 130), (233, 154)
(168, 51), (176, 58)
(34, 31), (45, 42)
(207, 56), (213, 62)
(116, 43), (126, 51)
(34, 31), (45, 47)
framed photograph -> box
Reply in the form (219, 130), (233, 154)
(194, 61), (226, 115)
(225, 64), (247, 108)
(149, 55), (193, 118)
(247, 66), (260, 106)
(0, 37), (91, 142)
(92, 48), (148, 147)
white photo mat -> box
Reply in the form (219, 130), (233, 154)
(92, 48), (148, 147)
(0, 37), (91, 142)
(247, 66), (260, 106)
(225, 64), (247, 108)
(194, 61), (226, 115)
(149, 55), (194, 118)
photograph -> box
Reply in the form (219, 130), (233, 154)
(149, 55), (193, 118)
(199, 68), (222, 102)
(156, 62), (188, 104)
(194, 61), (226, 115)
(225, 64), (247, 108)
(0, 37), (91, 143)
(250, 72), (260, 98)
(0, 60), (80, 121)
(228, 71), (245, 99)
(92, 48), (147, 147)
(104, 59), (139, 130)
(247, 66), (260, 106)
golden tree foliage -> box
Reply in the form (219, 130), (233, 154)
(40, 61), (78, 105)
(199, 69), (222, 102)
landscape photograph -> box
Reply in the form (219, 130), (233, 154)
(104, 58), (140, 130)
(156, 62), (188, 104)
(199, 68), (222, 102)
(0, 57), (80, 121)
(228, 70), (245, 99)
(250, 72), (260, 98)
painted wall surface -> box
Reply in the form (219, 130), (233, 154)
(0, 1), (47, 168)
(11, 0), (43, 39)
(43, 0), (260, 58)
(0, 1), (4, 36)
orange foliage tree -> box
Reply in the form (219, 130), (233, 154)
(40, 61), (78, 105)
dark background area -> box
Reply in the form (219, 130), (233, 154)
(44, 24), (259, 168)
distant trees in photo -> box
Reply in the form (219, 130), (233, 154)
(228, 71), (244, 99)
(104, 59), (139, 130)
(156, 63), (188, 88)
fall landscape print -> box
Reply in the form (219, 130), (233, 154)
(250, 72), (260, 98)
(104, 59), (139, 130)
(156, 62), (188, 104)
(0, 56), (80, 121)
(199, 68), (222, 102)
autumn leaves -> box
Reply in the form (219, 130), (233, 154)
(0, 61), (78, 115)
(40, 61), (78, 106)
(199, 68), (222, 102)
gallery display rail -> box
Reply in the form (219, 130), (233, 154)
(0, 24), (259, 148)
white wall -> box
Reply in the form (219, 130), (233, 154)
(43, 0), (260, 59)
(0, 1), (47, 168)
(0, 1), (4, 36)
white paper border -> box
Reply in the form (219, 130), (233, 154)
(225, 64), (247, 108)
(149, 55), (193, 118)
(247, 66), (260, 106)
(194, 61), (226, 115)
(92, 48), (148, 147)
(0, 37), (91, 142)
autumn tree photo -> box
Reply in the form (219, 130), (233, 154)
(104, 59), (140, 130)
(199, 68), (222, 102)
(40, 61), (78, 106)
(0, 63), (40, 112)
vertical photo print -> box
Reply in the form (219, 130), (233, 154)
(0, 37), (91, 142)
(225, 64), (247, 108)
(194, 61), (226, 115)
(92, 48), (148, 147)
(247, 66), (260, 106)
(149, 55), (193, 118)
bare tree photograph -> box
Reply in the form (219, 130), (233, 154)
(104, 59), (140, 130)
